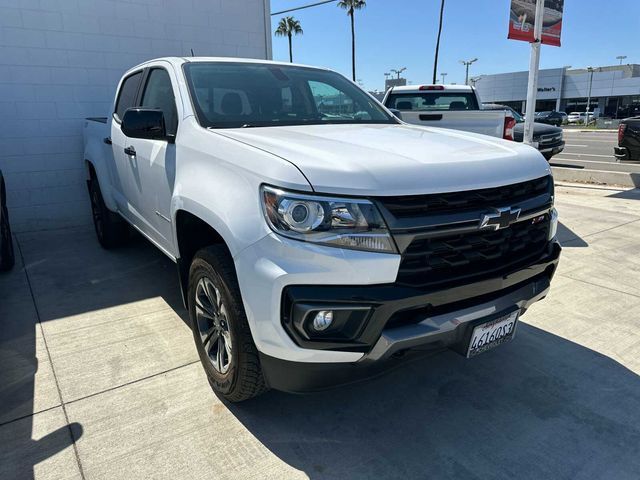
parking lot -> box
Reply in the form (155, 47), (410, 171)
(1, 182), (640, 480)
(552, 130), (640, 174)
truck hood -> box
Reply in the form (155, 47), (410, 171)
(218, 123), (551, 196)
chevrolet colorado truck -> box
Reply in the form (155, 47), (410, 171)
(383, 84), (516, 140)
(83, 57), (560, 401)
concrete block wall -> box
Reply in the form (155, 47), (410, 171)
(0, 0), (271, 232)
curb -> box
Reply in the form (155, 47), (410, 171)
(562, 129), (617, 133)
(551, 166), (640, 188)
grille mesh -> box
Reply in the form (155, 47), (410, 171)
(381, 176), (551, 218)
(396, 215), (550, 288)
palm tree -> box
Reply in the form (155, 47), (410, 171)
(338, 0), (366, 81)
(275, 16), (303, 63)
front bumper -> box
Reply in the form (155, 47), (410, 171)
(538, 140), (564, 157)
(235, 232), (561, 393)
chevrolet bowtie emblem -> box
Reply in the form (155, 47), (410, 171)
(480, 207), (521, 231)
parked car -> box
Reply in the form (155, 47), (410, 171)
(568, 111), (595, 124)
(483, 104), (565, 160)
(559, 112), (568, 125)
(382, 84), (515, 140)
(0, 170), (15, 272)
(534, 111), (564, 127)
(614, 117), (640, 161)
(83, 57), (560, 401)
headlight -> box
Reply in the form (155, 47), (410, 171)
(261, 186), (397, 253)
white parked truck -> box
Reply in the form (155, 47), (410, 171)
(83, 57), (560, 401)
(383, 84), (517, 140)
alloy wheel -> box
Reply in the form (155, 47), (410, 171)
(195, 277), (232, 374)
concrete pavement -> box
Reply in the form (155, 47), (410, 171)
(1, 182), (639, 479)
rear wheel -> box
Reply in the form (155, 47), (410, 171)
(188, 245), (267, 402)
(89, 177), (129, 249)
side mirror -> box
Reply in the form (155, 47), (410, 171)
(388, 108), (403, 121)
(121, 108), (169, 141)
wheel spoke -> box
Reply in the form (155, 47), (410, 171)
(216, 336), (224, 371)
(202, 326), (219, 352)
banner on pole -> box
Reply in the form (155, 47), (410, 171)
(508, 0), (564, 47)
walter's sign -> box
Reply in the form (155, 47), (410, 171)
(508, 0), (564, 47)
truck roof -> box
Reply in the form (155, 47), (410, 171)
(390, 84), (474, 94)
(125, 56), (332, 74)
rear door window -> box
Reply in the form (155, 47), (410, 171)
(386, 92), (479, 111)
(114, 71), (143, 122)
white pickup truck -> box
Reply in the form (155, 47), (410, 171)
(83, 57), (560, 401)
(383, 84), (516, 140)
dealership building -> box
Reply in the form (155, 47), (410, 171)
(0, 0), (271, 232)
(474, 64), (640, 118)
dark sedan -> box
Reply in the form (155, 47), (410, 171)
(483, 104), (565, 160)
(534, 110), (564, 127)
(614, 117), (640, 161)
(1, 170), (15, 272)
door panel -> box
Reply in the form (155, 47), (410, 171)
(129, 67), (179, 253)
(110, 70), (143, 219)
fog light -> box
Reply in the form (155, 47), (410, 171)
(548, 208), (558, 240)
(312, 310), (334, 331)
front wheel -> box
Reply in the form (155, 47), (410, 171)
(188, 245), (267, 402)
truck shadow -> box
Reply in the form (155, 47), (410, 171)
(226, 324), (640, 479)
(556, 221), (588, 247)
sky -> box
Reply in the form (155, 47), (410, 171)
(269, 0), (640, 91)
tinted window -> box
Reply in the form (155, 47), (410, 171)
(183, 62), (394, 128)
(140, 68), (178, 135)
(386, 92), (479, 111)
(115, 71), (143, 121)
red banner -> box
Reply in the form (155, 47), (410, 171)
(508, 0), (564, 47)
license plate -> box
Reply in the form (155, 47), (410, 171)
(466, 310), (519, 358)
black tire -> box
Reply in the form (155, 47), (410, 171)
(0, 204), (15, 272)
(188, 245), (266, 402)
(188, 246), (267, 402)
(543, 153), (553, 161)
(88, 176), (129, 249)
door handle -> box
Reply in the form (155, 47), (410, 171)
(103, 137), (112, 145)
(124, 146), (136, 156)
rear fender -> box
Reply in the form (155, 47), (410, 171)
(84, 123), (117, 212)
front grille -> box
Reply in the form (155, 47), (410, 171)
(539, 133), (562, 144)
(396, 215), (550, 288)
(380, 176), (551, 218)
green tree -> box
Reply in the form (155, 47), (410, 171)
(275, 16), (303, 63)
(338, 0), (366, 81)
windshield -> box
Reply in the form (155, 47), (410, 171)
(182, 62), (395, 128)
(509, 108), (524, 123)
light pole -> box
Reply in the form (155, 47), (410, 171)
(432, 0), (445, 84)
(585, 67), (594, 125)
(523, 0), (544, 146)
(616, 55), (627, 65)
(391, 67), (406, 80)
(440, 72), (447, 84)
(459, 58), (478, 85)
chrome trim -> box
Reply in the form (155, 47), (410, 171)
(155, 211), (171, 223)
